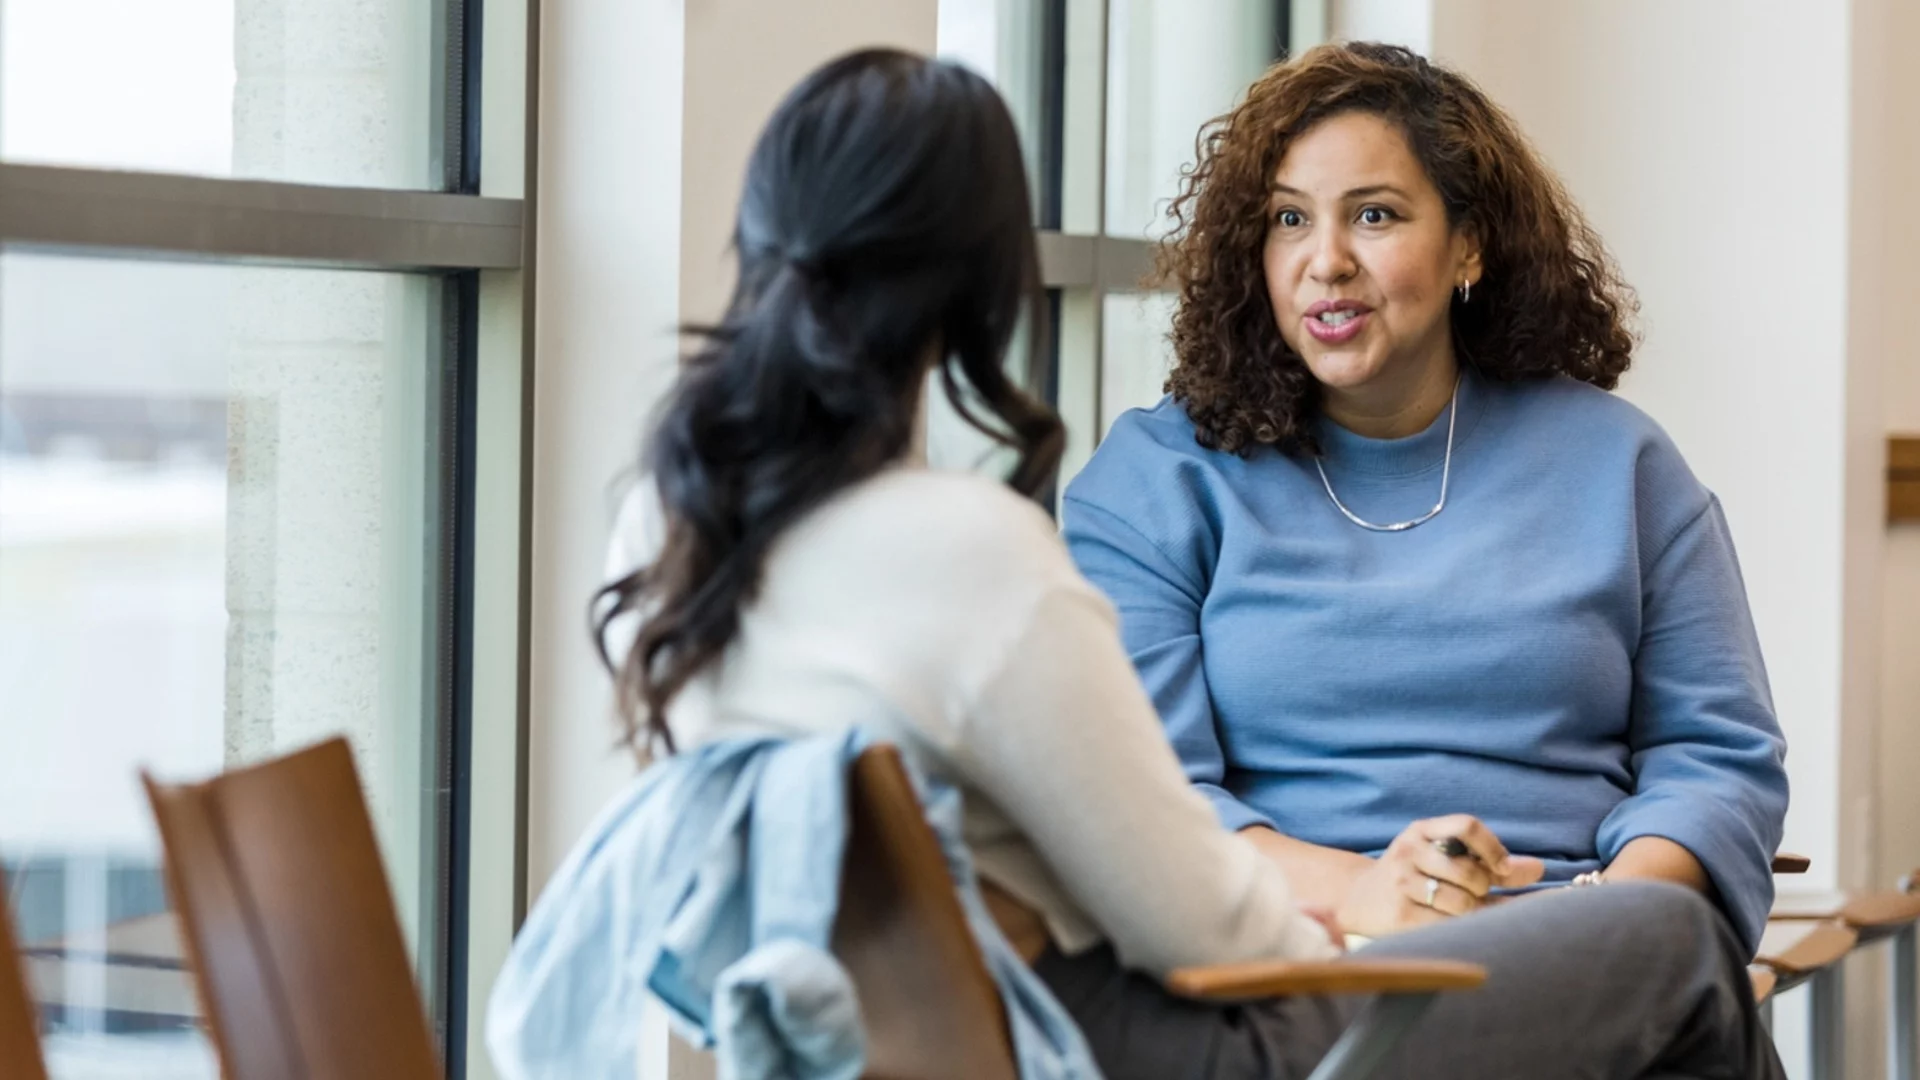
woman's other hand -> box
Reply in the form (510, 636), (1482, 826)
(1336, 815), (1546, 937)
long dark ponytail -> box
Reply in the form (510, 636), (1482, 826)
(595, 49), (1063, 755)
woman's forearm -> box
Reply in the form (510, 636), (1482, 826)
(1239, 826), (1373, 910)
(1603, 836), (1712, 894)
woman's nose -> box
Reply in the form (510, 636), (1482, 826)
(1307, 227), (1357, 283)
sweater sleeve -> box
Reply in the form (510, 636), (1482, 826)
(1061, 493), (1278, 836)
(958, 584), (1337, 975)
(1596, 496), (1788, 953)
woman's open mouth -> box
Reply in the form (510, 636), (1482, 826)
(1304, 300), (1372, 345)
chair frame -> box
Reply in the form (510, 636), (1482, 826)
(1770, 887), (1920, 1080)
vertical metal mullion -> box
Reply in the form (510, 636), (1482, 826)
(1892, 924), (1917, 1080)
(1027, 0), (1071, 515)
(424, 269), (467, 1064)
(1037, 288), (1066, 514)
(1046, 0), (1111, 498)
(512, 0), (541, 941)
(440, 0), (486, 194)
(459, 0), (486, 195)
(441, 269), (481, 1078)
(1274, 0), (1293, 60)
(437, 0), (485, 1075)
(1038, 0), (1069, 231)
(1810, 964), (1846, 1080)
(1089, 0), (1112, 441)
(427, 274), (460, 1058)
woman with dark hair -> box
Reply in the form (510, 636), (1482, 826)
(600, 47), (1781, 1080)
(1064, 42), (1788, 955)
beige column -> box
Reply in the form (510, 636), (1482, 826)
(678, 0), (940, 326)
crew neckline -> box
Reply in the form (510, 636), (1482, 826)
(1313, 366), (1490, 478)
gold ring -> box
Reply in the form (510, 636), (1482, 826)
(1424, 876), (1441, 909)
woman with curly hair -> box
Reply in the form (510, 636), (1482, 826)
(1064, 41), (1787, 955)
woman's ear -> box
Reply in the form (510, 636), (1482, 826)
(1453, 222), (1486, 286)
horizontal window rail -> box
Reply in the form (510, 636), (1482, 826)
(1038, 231), (1159, 291)
(0, 164), (523, 271)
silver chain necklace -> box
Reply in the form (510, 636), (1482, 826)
(1313, 376), (1460, 533)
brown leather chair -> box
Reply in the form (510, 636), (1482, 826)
(0, 881), (50, 1080)
(834, 744), (1485, 1080)
(142, 737), (442, 1080)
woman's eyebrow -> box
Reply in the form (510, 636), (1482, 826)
(1344, 184), (1412, 200)
(1269, 182), (1413, 200)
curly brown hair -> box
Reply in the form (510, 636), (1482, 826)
(1159, 41), (1637, 456)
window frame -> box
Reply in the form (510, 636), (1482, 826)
(1033, 0), (1317, 477)
(0, 0), (540, 1075)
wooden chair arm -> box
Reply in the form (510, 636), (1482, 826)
(1166, 957), (1487, 1002)
(1842, 891), (1920, 929)
(1749, 965), (1777, 1004)
(1755, 920), (1858, 976)
(1772, 853), (1812, 874)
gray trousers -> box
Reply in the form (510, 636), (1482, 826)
(1035, 881), (1786, 1080)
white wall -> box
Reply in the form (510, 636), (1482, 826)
(1432, 0), (1862, 882)
(1328, 0), (1430, 52)
(1872, 0), (1920, 901)
(1429, 2), (1910, 1075)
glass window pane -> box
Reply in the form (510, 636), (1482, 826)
(1099, 290), (1176, 436)
(0, 0), (445, 189)
(936, 0), (1054, 219)
(0, 254), (448, 1078)
(1045, 291), (1176, 494)
(924, 295), (1046, 482)
(1105, 0), (1279, 238)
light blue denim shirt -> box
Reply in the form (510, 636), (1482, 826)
(485, 730), (1103, 1080)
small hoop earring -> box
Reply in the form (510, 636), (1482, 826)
(1459, 279), (1472, 304)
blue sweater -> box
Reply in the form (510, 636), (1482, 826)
(1062, 369), (1788, 951)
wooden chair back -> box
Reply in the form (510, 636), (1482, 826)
(0, 882), (49, 1080)
(142, 737), (442, 1080)
(832, 744), (1019, 1080)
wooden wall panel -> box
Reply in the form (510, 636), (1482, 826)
(1890, 437), (1920, 522)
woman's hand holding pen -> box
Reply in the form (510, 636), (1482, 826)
(1336, 815), (1545, 938)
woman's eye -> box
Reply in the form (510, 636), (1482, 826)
(1275, 209), (1305, 228)
(1358, 206), (1396, 225)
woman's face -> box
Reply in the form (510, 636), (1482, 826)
(1263, 111), (1481, 403)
